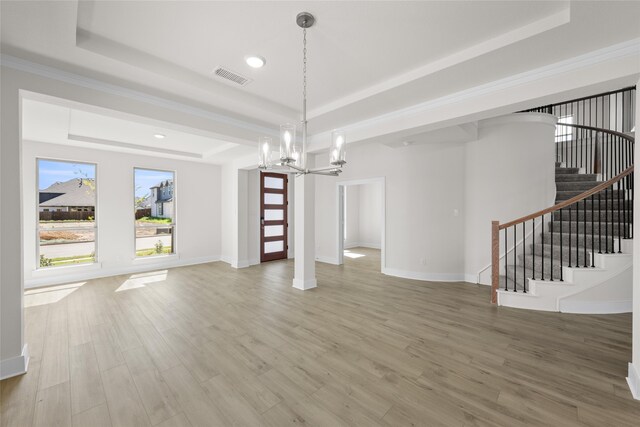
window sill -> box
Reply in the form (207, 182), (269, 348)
(32, 262), (103, 276)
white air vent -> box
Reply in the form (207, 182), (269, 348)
(212, 66), (252, 87)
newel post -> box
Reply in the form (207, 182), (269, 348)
(491, 221), (500, 304)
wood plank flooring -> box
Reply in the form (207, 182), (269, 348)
(1, 247), (639, 426)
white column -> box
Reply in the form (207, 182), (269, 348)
(293, 172), (317, 290)
(629, 80), (640, 399)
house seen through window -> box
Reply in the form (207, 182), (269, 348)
(37, 159), (97, 268)
(134, 168), (175, 257)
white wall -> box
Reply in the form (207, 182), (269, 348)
(465, 113), (557, 284)
(315, 140), (466, 280)
(22, 140), (221, 288)
(344, 185), (360, 248)
(343, 183), (382, 249)
(357, 183), (383, 249)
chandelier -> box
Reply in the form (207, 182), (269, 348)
(258, 12), (346, 176)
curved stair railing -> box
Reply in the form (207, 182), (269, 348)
(490, 124), (634, 303)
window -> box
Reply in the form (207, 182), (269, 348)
(37, 159), (97, 268)
(134, 168), (175, 257)
(556, 115), (574, 143)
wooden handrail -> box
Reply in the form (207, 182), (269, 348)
(499, 165), (634, 230)
(560, 123), (634, 141)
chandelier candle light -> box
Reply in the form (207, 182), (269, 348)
(258, 12), (347, 176)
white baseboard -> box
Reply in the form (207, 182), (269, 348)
(0, 344), (29, 380)
(559, 299), (632, 314)
(235, 259), (250, 269)
(344, 242), (381, 250)
(382, 267), (465, 282)
(627, 363), (640, 400)
(292, 278), (317, 290)
(25, 255), (221, 289)
(315, 255), (340, 265)
(220, 256), (250, 269)
(463, 274), (488, 285)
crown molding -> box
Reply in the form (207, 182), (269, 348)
(0, 54), (277, 137)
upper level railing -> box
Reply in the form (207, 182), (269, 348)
(521, 86), (636, 133)
(490, 124), (634, 303)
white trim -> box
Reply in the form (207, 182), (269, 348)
(628, 363), (640, 400)
(464, 274), (487, 284)
(220, 256), (250, 269)
(336, 177), (386, 272)
(315, 255), (340, 265)
(344, 242), (381, 250)
(479, 112), (558, 129)
(559, 299), (632, 314)
(307, 7), (571, 119)
(292, 278), (317, 290)
(341, 38), (640, 133)
(0, 54), (276, 137)
(25, 255), (220, 289)
(235, 259), (250, 269)
(382, 267), (466, 283)
(0, 345), (29, 380)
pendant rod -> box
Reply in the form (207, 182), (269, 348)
(302, 25), (308, 167)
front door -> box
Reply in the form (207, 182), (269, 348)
(260, 172), (288, 262)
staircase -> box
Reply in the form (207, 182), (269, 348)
(499, 163), (631, 293)
(491, 123), (634, 313)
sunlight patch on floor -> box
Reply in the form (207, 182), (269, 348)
(24, 282), (86, 307)
(116, 270), (168, 292)
(344, 250), (366, 259)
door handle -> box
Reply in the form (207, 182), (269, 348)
(261, 217), (264, 226)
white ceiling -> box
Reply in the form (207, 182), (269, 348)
(22, 98), (254, 164)
(3, 1), (640, 161)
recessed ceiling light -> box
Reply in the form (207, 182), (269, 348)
(154, 134), (166, 139)
(245, 55), (266, 68)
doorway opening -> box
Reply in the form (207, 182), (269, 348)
(337, 178), (385, 271)
(260, 172), (288, 262)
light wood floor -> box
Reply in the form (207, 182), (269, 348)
(1, 247), (639, 426)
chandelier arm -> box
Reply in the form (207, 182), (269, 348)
(284, 163), (307, 173)
(309, 170), (340, 176)
(307, 165), (342, 173)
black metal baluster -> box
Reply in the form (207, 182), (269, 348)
(618, 176), (622, 253)
(541, 214), (545, 280)
(583, 198), (588, 267)
(568, 203), (572, 268)
(560, 208), (564, 281)
(605, 186), (610, 253)
(504, 228), (508, 291)
(576, 200), (580, 268)
(550, 215), (554, 282)
(532, 219), (536, 280)
(591, 194), (595, 267)
(629, 171), (636, 239)
(598, 191), (602, 254)
(513, 225), (517, 291)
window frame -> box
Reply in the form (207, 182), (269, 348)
(133, 167), (177, 259)
(36, 157), (98, 270)
(555, 115), (574, 143)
